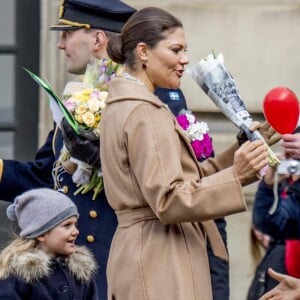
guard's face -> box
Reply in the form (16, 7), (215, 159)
(146, 27), (189, 90)
(57, 28), (95, 75)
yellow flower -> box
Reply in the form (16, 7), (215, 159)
(75, 113), (83, 124)
(73, 89), (94, 101)
(82, 111), (96, 127)
(75, 104), (87, 115)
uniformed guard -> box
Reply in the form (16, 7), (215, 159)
(0, 1), (136, 298)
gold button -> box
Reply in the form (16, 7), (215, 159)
(62, 186), (69, 194)
(89, 210), (98, 218)
(86, 235), (95, 243)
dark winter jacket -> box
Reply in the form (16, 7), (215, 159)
(253, 179), (300, 240)
(0, 246), (98, 300)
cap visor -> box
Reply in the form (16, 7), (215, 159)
(50, 24), (82, 31)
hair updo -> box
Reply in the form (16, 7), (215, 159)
(107, 7), (182, 69)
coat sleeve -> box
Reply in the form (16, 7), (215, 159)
(85, 279), (100, 300)
(0, 128), (56, 201)
(124, 103), (246, 224)
(0, 277), (30, 299)
(199, 142), (239, 176)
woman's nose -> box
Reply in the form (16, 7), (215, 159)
(180, 53), (189, 65)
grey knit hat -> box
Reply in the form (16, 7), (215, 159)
(7, 188), (79, 238)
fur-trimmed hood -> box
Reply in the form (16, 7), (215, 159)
(8, 246), (97, 284)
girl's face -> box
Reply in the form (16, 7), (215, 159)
(37, 216), (79, 257)
(144, 27), (189, 90)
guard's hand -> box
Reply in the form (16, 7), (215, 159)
(258, 121), (282, 146)
(60, 118), (100, 167)
(237, 121), (281, 147)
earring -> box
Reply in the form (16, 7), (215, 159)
(142, 59), (147, 69)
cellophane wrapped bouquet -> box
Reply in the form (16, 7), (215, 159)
(187, 52), (279, 167)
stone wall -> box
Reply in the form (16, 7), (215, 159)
(40, 1), (300, 129)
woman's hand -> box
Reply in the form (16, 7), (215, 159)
(233, 140), (269, 186)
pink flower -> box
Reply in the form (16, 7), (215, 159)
(176, 114), (190, 130)
(64, 99), (76, 111)
(191, 135), (213, 160)
(176, 110), (214, 161)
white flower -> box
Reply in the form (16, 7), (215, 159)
(187, 121), (209, 141)
(186, 112), (196, 124)
(200, 52), (224, 64)
(87, 98), (102, 113)
(98, 91), (108, 100)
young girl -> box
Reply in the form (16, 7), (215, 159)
(0, 188), (98, 299)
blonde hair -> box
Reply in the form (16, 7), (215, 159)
(249, 227), (265, 271)
(0, 237), (38, 279)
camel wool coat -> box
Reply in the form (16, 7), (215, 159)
(100, 77), (247, 300)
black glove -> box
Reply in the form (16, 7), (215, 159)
(236, 124), (258, 147)
(60, 118), (100, 167)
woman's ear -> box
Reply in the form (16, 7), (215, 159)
(136, 42), (148, 62)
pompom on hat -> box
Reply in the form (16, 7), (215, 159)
(7, 188), (79, 238)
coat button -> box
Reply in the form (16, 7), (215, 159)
(59, 284), (69, 293)
(87, 235), (95, 243)
(89, 210), (98, 218)
(62, 186), (69, 194)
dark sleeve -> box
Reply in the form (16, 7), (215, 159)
(252, 180), (275, 233)
(85, 279), (99, 300)
(253, 180), (300, 239)
(207, 218), (229, 300)
(0, 129), (56, 201)
(0, 277), (30, 299)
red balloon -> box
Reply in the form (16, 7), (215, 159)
(263, 87), (299, 134)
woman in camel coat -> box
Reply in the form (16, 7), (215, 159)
(100, 7), (269, 300)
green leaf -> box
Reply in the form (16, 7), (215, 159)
(23, 67), (79, 134)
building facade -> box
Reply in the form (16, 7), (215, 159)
(1, 1), (300, 299)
